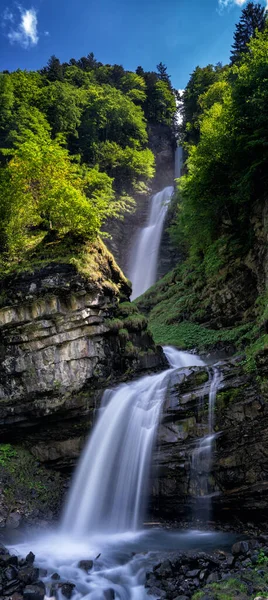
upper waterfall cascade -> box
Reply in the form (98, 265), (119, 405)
(128, 185), (174, 300)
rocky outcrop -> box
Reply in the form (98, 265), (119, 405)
(150, 355), (268, 522)
(0, 242), (165, 473)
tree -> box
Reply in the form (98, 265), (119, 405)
(181, 65), (224, 145)
(0, 112), (134, 256)
(41, 55), (64, 82)
(156, 62), (172, 88)
(230, 2), (266, 64)
(38, 81), (85, 138)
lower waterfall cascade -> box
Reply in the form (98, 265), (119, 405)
(8, 348), (224, 600)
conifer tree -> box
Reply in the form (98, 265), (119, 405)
(230, 2), (266, 64)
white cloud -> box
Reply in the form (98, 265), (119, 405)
(44, 30), (50, 36)
(5, 6), (39, 48)
(2, 8), (14, 23)
(218, 0), (247, 9)
(219, 0), (268, 10)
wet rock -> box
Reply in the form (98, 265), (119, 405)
(226, 554), (235, 567)
(26, 553), (35, 566)
(103, 590), (115, 600)
(23, 582), (45, 600)
(18, 567), (39, 584)
(4, 579), (22, 595)
(4, 566), (18, 581)
(232, 541), (249, 556)
(51, 574), (60, 581)
(186, 569), (200, 578)
(206, 572), (220, 584)
(77, 560), (93, 572)
(38, 570), (47, 578)
(0, 554), (13, 567)
(58, 582), (75, 599)
(6, 513), (22, 529)
(242, 558), (252, 567)
(199, 569), (208, 582)
(147, 587), (167, 599)
(12, 593), (23, 600)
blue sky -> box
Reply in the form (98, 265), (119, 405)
(0, 0), (267, 88)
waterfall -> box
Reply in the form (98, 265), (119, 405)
(175, 145), (183, 179)
(61, 347), (204, 537)
(127, 186), (174, 300)
(191, 367), (222, 518)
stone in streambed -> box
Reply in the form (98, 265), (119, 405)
(23, 582), (45, 600)
(26, 553), (35, 566)
(206, 572), (220, 584)
(232, 541), (249, 556)
(12, 593), (23, 600)
(18, 567), (39, 584)
(58, 582), (75, 599)
(78, 560), (93, 572)
(103, 590), (115, 600)
(186, 569), (200, 578)
(4, 566), (18, 581)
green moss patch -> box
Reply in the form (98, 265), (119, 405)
(0, 444), (64, 518)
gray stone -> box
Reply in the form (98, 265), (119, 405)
(232, 541), (249, 556)
(77, 560), (93, 572)
(59, 582), (75, 599)
(103, 590), (115, 600)
(23, 582), (45, 600)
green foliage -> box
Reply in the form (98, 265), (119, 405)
(0, 444), (17, 466)
(175, 30), (268, 259)
(0, 52), (178, 266)
(230, 2), (266, 64)
(257, 550), (268, 565)
(0, 444), (63, 513)
(0, 116), (131, 258)
(192, 578), (247, 600)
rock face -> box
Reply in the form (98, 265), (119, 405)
(0, 245), (165, 473)
(150, 355), (268, 522)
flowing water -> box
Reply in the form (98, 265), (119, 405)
(128, 186), (174, 300)
(175, 145), (183, 179)
(61, 347), (205, 537)
(191, 368), (222, 519)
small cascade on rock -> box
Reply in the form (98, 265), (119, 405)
(191, 367), (222, 520)
(127, 186), (174, 300)
(61, 347), (204, 537)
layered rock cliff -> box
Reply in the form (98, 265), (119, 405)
(150, 353), (268, 522)
(0, 240), (165, 526)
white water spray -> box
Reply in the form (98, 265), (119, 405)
(128, 186), (174, 300)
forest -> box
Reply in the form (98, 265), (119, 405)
(0, 55), (176, 263)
